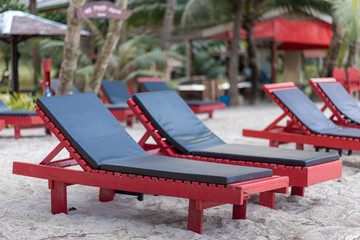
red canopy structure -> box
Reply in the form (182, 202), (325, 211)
(208, 17), (333, 82)
(210, 18), (332, 50)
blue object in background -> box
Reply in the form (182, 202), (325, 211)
(220, 94), (230, 106)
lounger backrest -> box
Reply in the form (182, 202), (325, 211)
(318, 82), (360, 123)
(51, 79), (80, 95)
(0, 98), (10, 111)
(133, 91), (225, 154)
(347, 67), (360, 89)
(101, 80), (131, 104)
(332, 68), (347, 88)
(36, 93), (147, 169)
(272, 88), (340, 134)
(140, 81), (171, 92)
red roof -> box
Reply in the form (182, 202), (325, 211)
(208, 18), (333, 50)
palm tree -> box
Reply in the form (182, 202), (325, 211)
(57, 0), (85, 95)
(333, 0), (360, 69)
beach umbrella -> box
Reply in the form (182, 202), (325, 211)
(0, 10), (90, 92)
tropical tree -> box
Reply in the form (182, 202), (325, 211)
(161, 0), (176, 50)
(57, 0), (85, 95)
(181, 0), (244, 106)
(333, 0), (360, 69)
(106, 35), (182, 83)
(87, 0), (129, 93)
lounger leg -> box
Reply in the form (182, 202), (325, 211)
(296, 143), (304, 150)
(269, 140), (279, 148)
(187, 199), (203, 234)
(99, 188), (115, 202)
(232, 200), (247, 219)
(291, 186), (305, 197)
(49, 180), (68, 214)
(259, 191), (275, 209)
(126, 116), (134, 127)
(14, 126), (21, 139)
(208, 111), (214, 119)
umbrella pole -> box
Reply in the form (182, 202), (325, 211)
(11, 35), (19, 92)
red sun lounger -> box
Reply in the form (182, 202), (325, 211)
(138, 78), (225, 118)
(332, 68), (347, 90)
(100, 80), (134, 126)
(310, 78), (360, 129)
(127, 91), (341, 197)
(12, 93), (288, 234)
(0, 98), (47, 139)
(243, 82), (360, 155)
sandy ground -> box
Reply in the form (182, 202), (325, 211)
(1, 101), (360, 240)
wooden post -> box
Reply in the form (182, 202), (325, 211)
(271, 40), (277, 83)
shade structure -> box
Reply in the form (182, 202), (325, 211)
(209, 18), (333, 50)
(0, 10), (90, 92)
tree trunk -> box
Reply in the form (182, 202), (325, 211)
(29, 0), (41, 86)
(228, 1), (243, 106)
(346, 36), (360, 69)
(243, 6), (258, 104)
(57, 0), (85, 95)
(161, 0), (176, 51)
(321, 20), (344, 77)
(87, 0), (128, 94)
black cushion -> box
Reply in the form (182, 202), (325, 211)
(37, 93), (272, 184)
(101, 80), (131, 105)
(133, 91), (225, 154)
(101, 155), (273, 185)
(273, 87), (360, 139)
(185, 100), (224, 106)
(318, 82), (360, 124)
(36, 93), (147, 169)
(51, 79), (80, 95)
(141, 81), (170, 92)
(0, 99), (37, 116)
(133, 91), (340, 167)
(192, 144), (339, 167)
(106, 103), (129, 110)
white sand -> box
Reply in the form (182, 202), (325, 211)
(1, 101), (360, 240)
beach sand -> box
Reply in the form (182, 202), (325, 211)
(1, 101), (360, 240)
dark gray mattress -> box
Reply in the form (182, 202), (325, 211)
(36, 93), (273, 184)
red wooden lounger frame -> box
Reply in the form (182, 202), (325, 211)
(138, 78), (226, 118)
(127, 98), (341, 198)
(309, 78), (360, 129)
(0, 114), (47, 139)
(100, 87), (134, 127)
(332, 68), (347, 90)
(12, 105), (288, 234)
(243, 82), (360, 153)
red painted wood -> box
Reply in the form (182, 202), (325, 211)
(187, 199), (204, 234)
(50, 181), (68, 214)
(259, 191), (275, 209)
(99, 188), (115, 202)
(232, 201), (247, 219)
(291, 186), (305, 197)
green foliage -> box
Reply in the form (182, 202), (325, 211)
(106, 35), (183, 82)
(0, 92), (37, 110)
(39, 10), (67, 24)
(0, 0), (26, 13)
(172, 40), (226, 79)
(334, 0), (360, 41)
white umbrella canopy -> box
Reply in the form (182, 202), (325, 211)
(0, 10), (89, 91)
